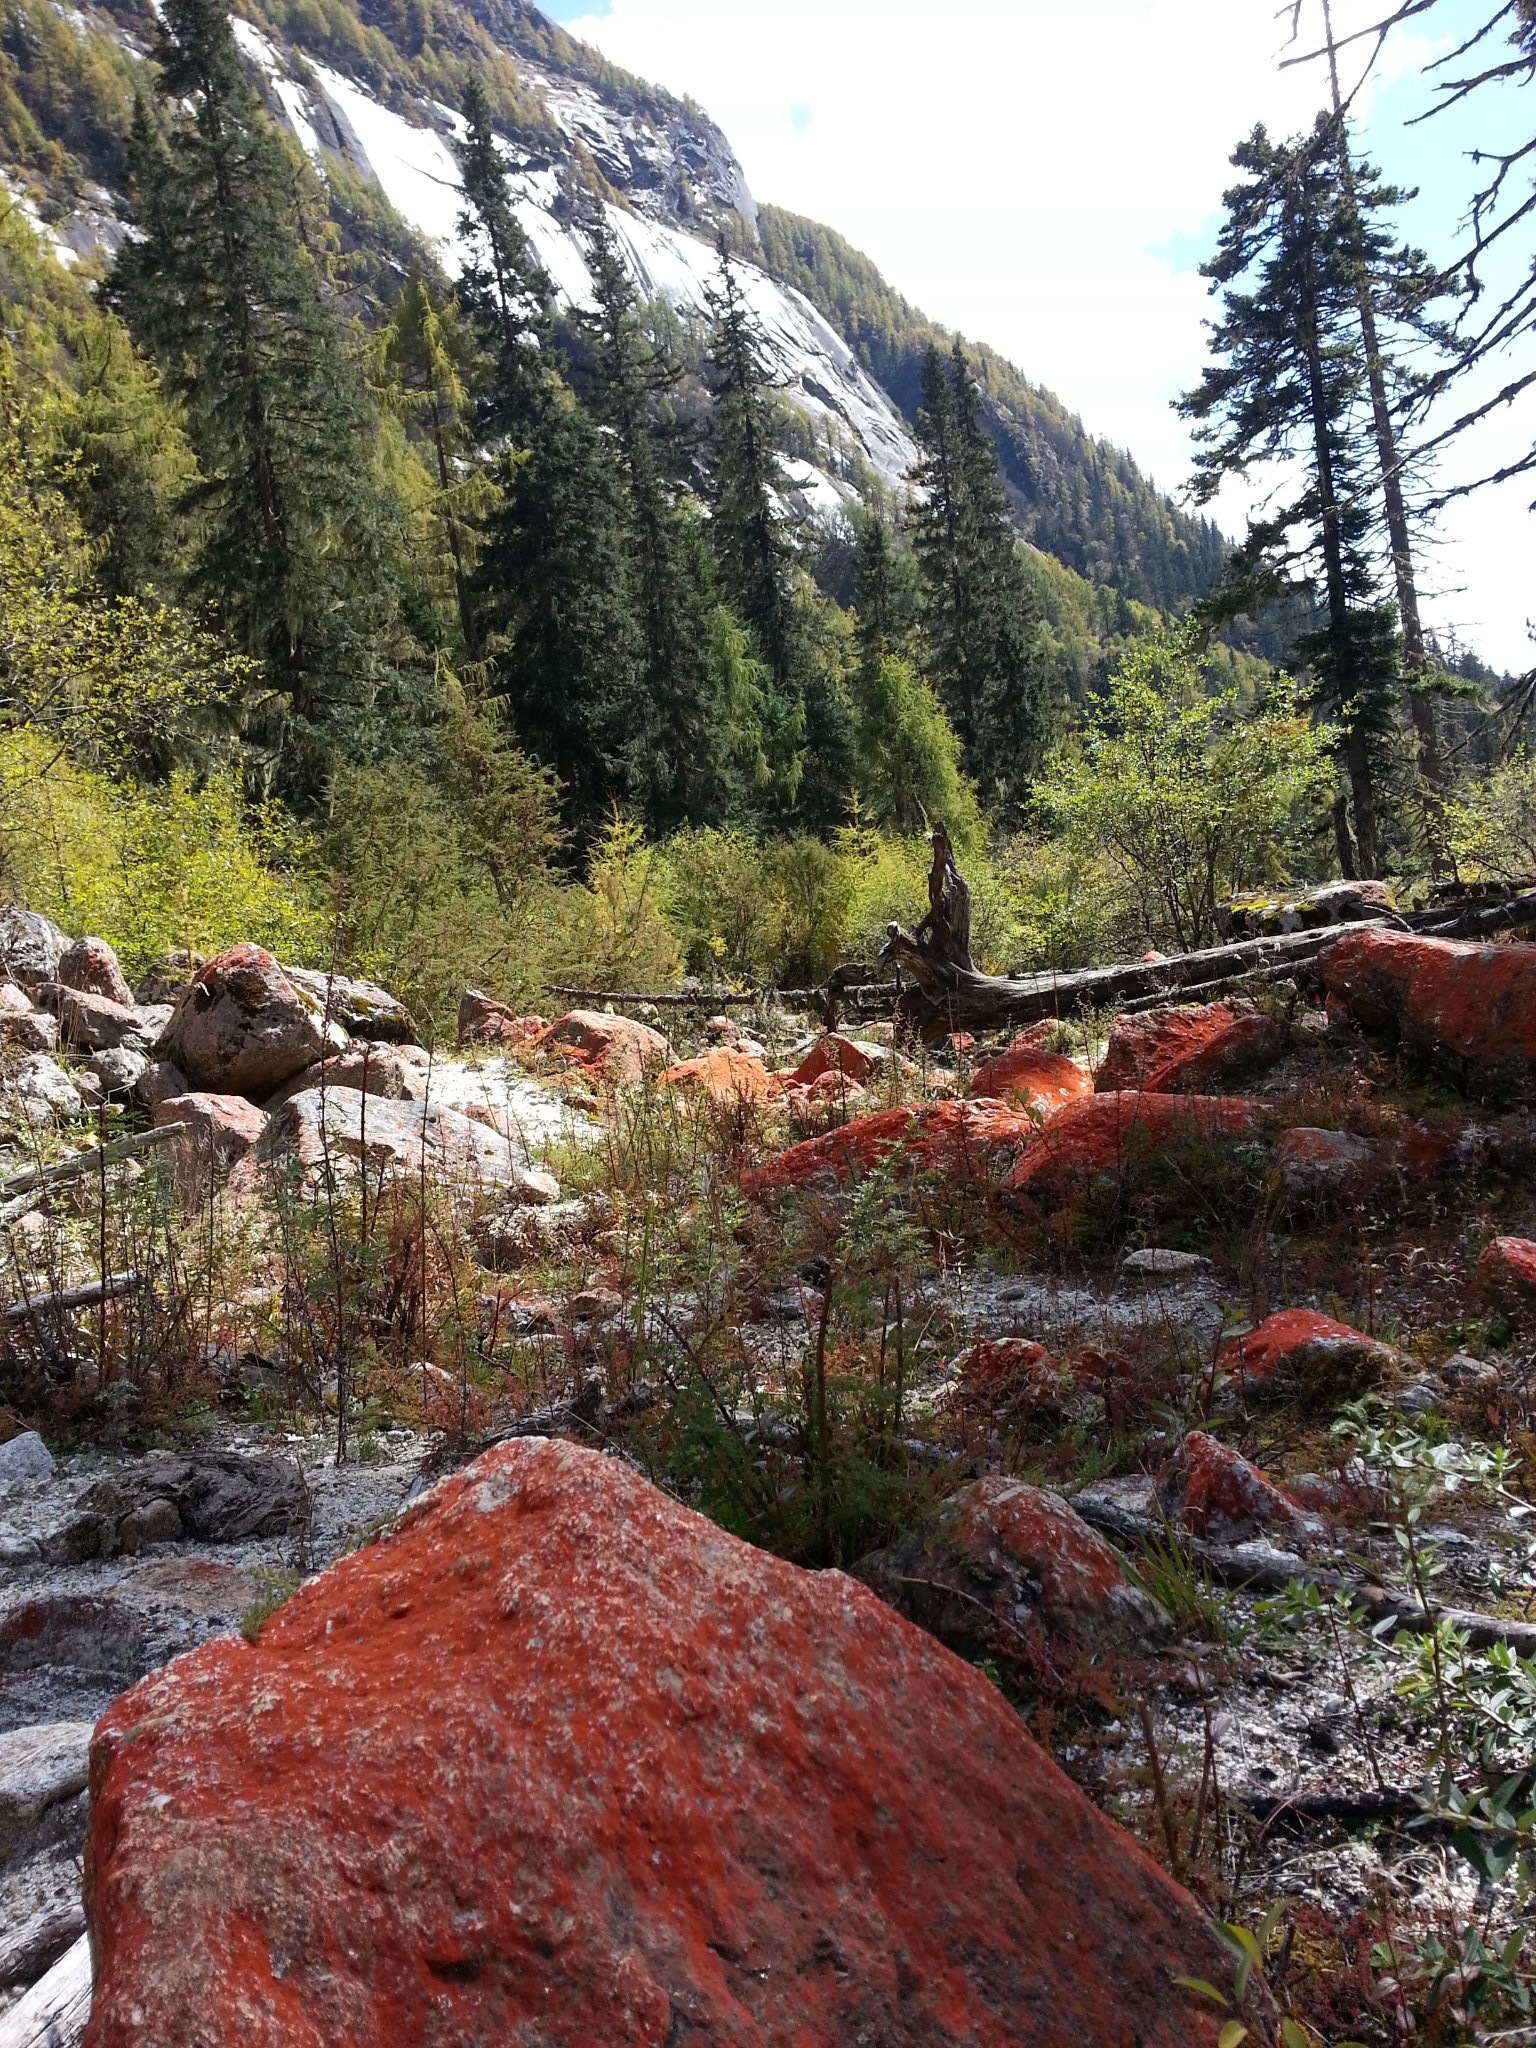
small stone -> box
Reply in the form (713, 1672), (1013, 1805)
(1440, 1351), (1498, 1392)
(117, 1499), (183, 1554)
(1393, 1382), (1438, 1415)
(89, 1045), (149, 1097)
(569, 1286), (622, 1323)
(7, 1053), (83, 1121)
(507, 1167), (561, 1207)
(1272, 1126), (1375, 1203)
(1120, 1248), (1214, 1283)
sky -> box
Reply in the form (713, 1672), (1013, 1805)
(541, 0), (1533, 673)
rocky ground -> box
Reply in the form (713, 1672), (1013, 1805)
(1, 904), (1535, 2044)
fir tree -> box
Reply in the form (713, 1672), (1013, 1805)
(1181, 120), (1404, 877)
(376, 272), (484, 656)
(454, 77), (639, 840)
(111, 12), (405, 796)
(455, 69), (551, 438)
(580, 218), (725, 832)
(704, 240), (796, 685)
(909, 339), (1052, 819)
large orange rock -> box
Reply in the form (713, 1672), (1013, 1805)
(543, 1008), (670, 1085)
(791, 1032), (882, 1086)
(1095, 1002), (1281, 1094)
(746, 1099), (1039, 1196)
(659, 1047), (777, 1108)
(84, 1439), (1231, 2048)
(1322, 929), (1536, 1073)
(970, 1042), (1092, 1113)
(1011, 1093), (1259, 1198)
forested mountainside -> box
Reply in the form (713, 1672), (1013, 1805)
(0, 0), (1221, 615)
(757, 207), (1228, 614)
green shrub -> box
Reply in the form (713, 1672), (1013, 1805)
(0, 729), (321, 971)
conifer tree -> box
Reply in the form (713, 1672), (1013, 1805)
(111, 10), (404, 796)
(456, 70), (552, 437)
(702, 240), (850, 821)
(1181, 120), (1404, 878)
(455, 75), (639, 842)
(909, 339), (1052, 819)
(376, 272), (483, 656)
(580, 219), (726, 831)
(704, 240), (796, 687)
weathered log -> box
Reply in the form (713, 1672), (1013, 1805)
(0, 1931), (90, 2048)
(2, 1271), (146, 1327)
(0, 1904), (84, 1992)
(0, 1123), (186, 1225)
(876, 919), (1388, 1045)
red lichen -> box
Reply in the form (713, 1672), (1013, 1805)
(1479, 1234), (1536, 1307)
(1010, 1093), (1259, 1197)
(969, 1045), (1091, 1113)
(1322, 930), (1536, 1070)
(83, 1439), (1230, 2048)
(1095, 1003), (1281, 1094)
(746, 1099), (1038, 1196)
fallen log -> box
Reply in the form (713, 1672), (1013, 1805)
(0, 1931), (90, 2048)
(0, 1123), (186, 1224)
(2, 1271), (146, 1327)
(0, 1903), (84, 1991)
(1406, 888), (1536, 940)
(877, 919), (1388, 1045)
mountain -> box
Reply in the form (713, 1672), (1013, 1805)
(0, 0), (1223, 610)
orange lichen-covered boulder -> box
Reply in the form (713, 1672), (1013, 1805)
(1011, 1093), (1259, 1199)
(1220, 1309), (1397, 1402)
(1095, 1002), (1281, 1095)
(1156, 1431), (1321, 1545)
(856, 1476), (1163, 1662)
(84, 1439), (1230, 2048)
(1321, 929), (1536, 1073)
(1479, 1235), (1536, 1308)
(659, 1048), (777, 1108)
(543, 1008), (670, 1086)
(970, 1042), (1091, 1113)
(791, 1032), (882, 1086)
(746, 1099), (1039, 1196)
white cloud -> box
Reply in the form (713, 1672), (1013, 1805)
(562, 0), (1531, 670)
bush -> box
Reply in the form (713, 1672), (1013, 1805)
(1036, 623), (1335, 951)
(0, 729), (321, 971)
(1445, 754), (1536, 883)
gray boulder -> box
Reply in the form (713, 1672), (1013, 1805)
(0, 910), (66, 991)
(282, 966), (419, 1045)
(0, 1433), (54, 1487)
(0, 1723), (92, 1862)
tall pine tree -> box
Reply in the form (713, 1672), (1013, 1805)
(456, 73), (639, 843)
(1181, 120), (1404, 878)
(909, 339), (1052, 820)
(580, 219), (727, 832)
(112, 6), (404, 796)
